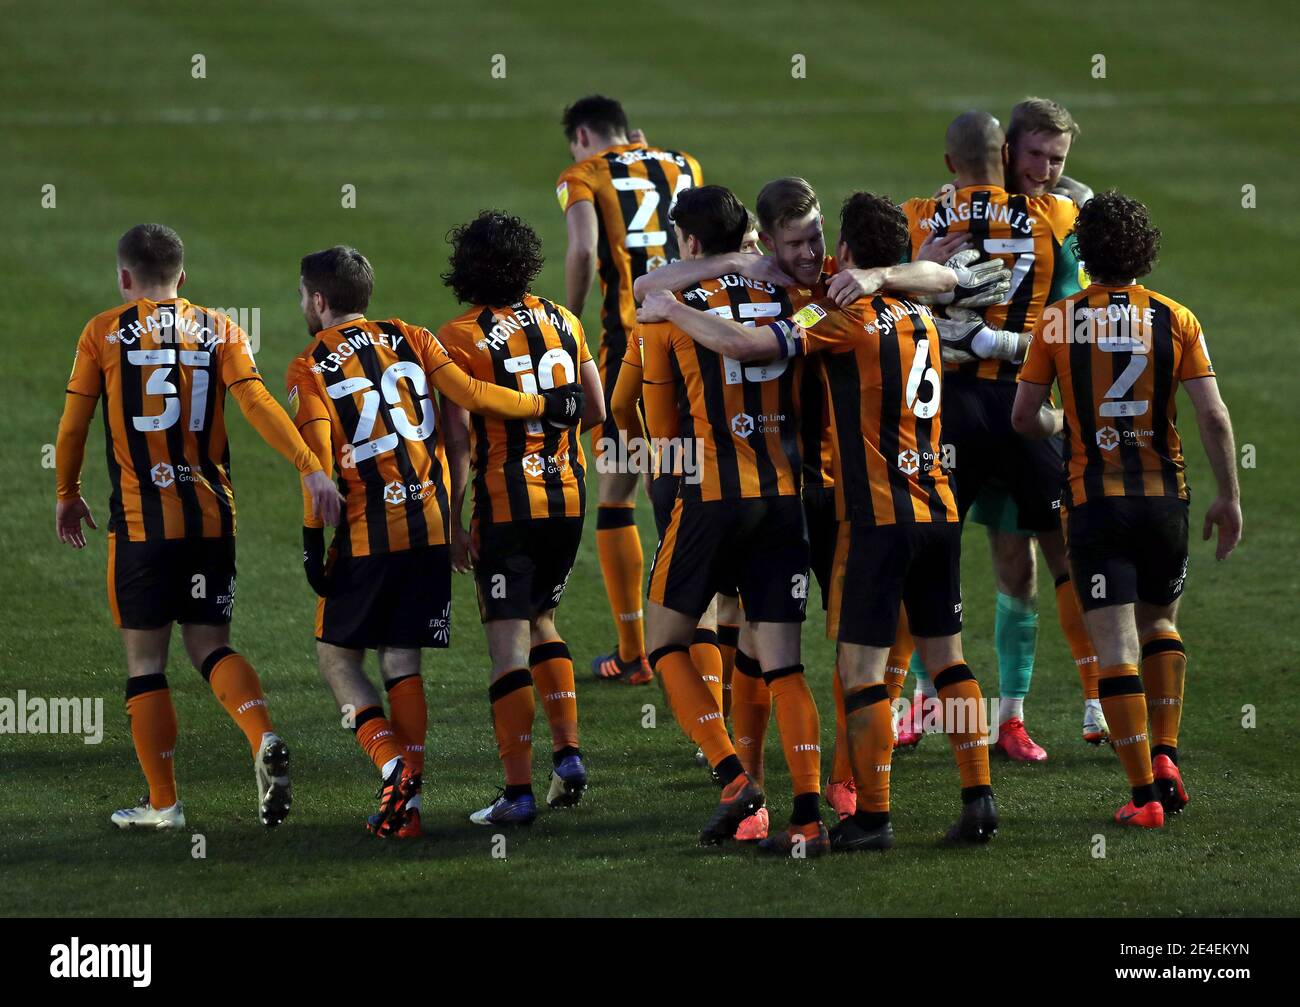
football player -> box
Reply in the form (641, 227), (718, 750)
(557, 94), (704, 686)
(285, 246), (583, 836)
(642, 192), (1002, 848)
(437, 212), (604, 827)
(1013, 190), (1241, 826)
(55, 223), (344, 830)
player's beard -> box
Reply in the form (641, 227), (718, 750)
(304, 304), (323, 335)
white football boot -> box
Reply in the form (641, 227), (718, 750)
(111, 799), (186, 830)
(255, 732), (292, 827)
(1082, 700), (1109, 745)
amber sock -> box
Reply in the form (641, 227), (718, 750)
(384, 673), (427, 776)
(830, 664), (852, 783)
(843, 682), (893, 814)
(530, 640), (579, 752)
(1055, 575), (1100, 700)
(764, 665), (821, 798)
(489, 669), (536, 788)
(125, 674), (179, 809)
(886, 615), (915, 702)
(596, 505), (645, 662)
(202, 647), (274, 755)
(1142, 633), (1186, 760)
(353, 705), (405, 774)
(1098, 663), (1156, 799)
(932, 663), (992, 798)
(730, 650), (770, 783)
(717, 623), (739, 718)
(691, 628), (724, 715)
(652, 645), (735, 768)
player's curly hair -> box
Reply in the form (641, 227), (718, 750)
(837, 191), (909, 269)
(441, 211), (544, 306)
(1073, 190), (1161, 283)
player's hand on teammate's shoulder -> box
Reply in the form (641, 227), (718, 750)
(942, 249), (1013, 307)
(627, 128), (647, 145)
(451, 524), (476, 574)
(828, 267), (883, 307)
(734, 253), (794, 288)
(304, 470), (344, 527)
(637, 290), (680, 324)
(916, 230), (970, 264)
(541, 382), (585, 428)
(55, 496), (97, 549)
(1203, 495), (1243, 561)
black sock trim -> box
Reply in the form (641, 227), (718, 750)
(504, 784), (533, 800)
(529, 640), (571, 666)
(648, 643), (688, 669)
(714, 754), (743, 787)
(844, 682), (889, 715)
(717, 624), (740, 648)
(489, 668), (533, 703)
(125, 673), (169, 700)
(961, 784), (994, 804)
(733, 650), (762, 679)
(933, 663), (974, 692)
(1054, 573), (1071, 589)
(761, 663), (803, 686)
(853, 809), (890, 829)
(691, 628), (719, 648)
(791, 792), (821, 826)
(199, 645), (237, 682)
(595, 505), (636, 530)
(1141, 636), (1186, 659)
(1151, 744), (1179, 765)
(1098, 673), (1144, 699)
(383, 672), (421, 692)
(552, 745), (580, 766)
(352, 704), (384, 733)
(1132, 783), (1159, 807)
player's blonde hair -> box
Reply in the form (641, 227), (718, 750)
(1007, 97), (1081, 149)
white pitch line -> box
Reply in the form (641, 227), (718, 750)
(3, 88), (1297, 129)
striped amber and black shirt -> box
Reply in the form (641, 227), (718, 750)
(902, 185), (1081, 382)
(65, 298), (265, 541)
(640, 274), (801, 502)
(437, 295), (592, 524)
(1020, 284), (1215, 508)
(556, 142), (703, 358)
(778, 295), (958, 527)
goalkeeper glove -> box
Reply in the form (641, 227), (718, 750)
(541, 383), (585, 428)
(934, 307), (1024, 364)
(935, 249), (1012, 308)
(302, 526), (335, 598)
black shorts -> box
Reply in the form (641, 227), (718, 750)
(648, 496), (809, 623)
(650, 473), (681, 539)
(108, 534), (237, 630)
(827, 521), (963, 647)
(942, 376), (1064, 533)
(803, 485), (838, 611)
(1067, 497), (1189, 611)
(473, 516), (584, 622)
(316, 545), (452, 650)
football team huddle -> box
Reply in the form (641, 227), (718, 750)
(54, 92), (1243, 854)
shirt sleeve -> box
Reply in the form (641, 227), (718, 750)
(228, 377), (323, 476)
(66, 320), (102, 398)
(786, 299), (860, 355)
(556, 163), (595, 213)
(217, 316), (262, 388)
(1018, 319), (1057, 385)
(1177, 311), (1216, 380)
(284, 356), (331, 433)
(640, 327), (680, 444)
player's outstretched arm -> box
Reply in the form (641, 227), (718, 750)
(429, 358), (584, 428)
(441, 399), (475, 574)
(1184, 376), (1242, 560)
(579, 356), (605, 433)
(55, 392), (99, 548)
(565, 201), (599, 318)
(228, 378), (342, 526)
(1011, 380), (1062, 440)
(826, 260), (957, 307)
(631, 252), (792, 303)
(637, 291), (790, 362)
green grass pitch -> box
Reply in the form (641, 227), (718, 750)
(2, 0), (1297, 916)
